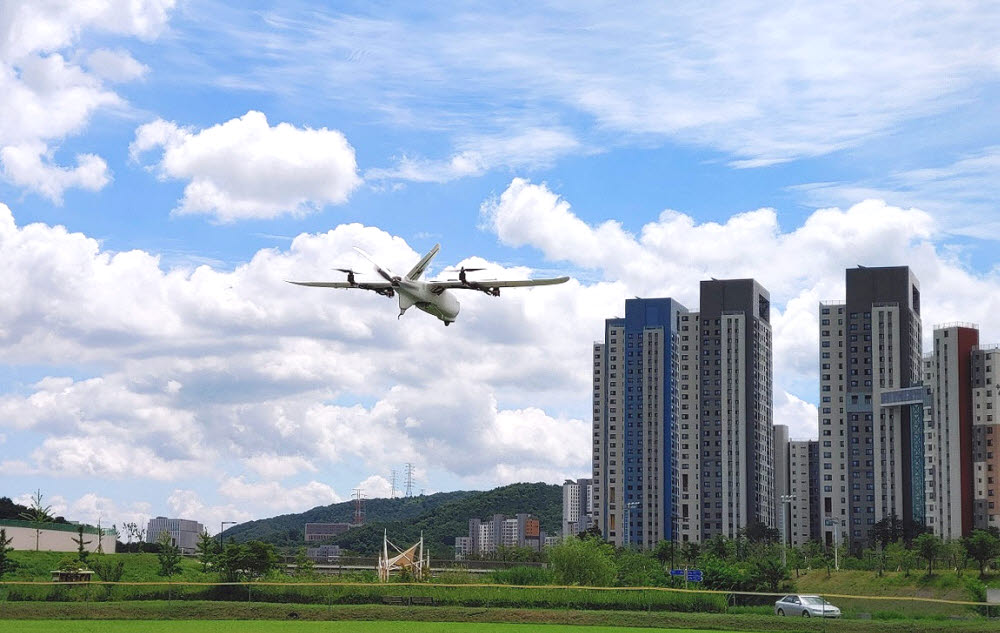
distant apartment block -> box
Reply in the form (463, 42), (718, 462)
(819, 266), (924, 548)
(146, 517), (204, 554)
(454, 514), (547, 558)
(562, 477), (593, 537)
(304, 522), (353, 542)
(787, 439), (819, 546)
(305, 544), (342, 561)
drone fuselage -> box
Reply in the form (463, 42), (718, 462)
(395, 279), (461, 324)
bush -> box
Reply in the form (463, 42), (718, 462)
(547, 537), (616, 586)
(90, 556), (125, 582)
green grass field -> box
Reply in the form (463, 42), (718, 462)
(0, 622), (721, 633)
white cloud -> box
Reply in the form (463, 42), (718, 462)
(167, 489), (253, 533)
(0, 1), (174, 199)
(483, 177), (1000, 437)
(794, 146), (1000, 241)
(212, 3), (1000, 166)
(219, 476), (341, 512)
(131, 111), (362, 222)
(243, 454), (317, 479)
(86, 49), (149, 82)
(357, 475), (393, 499)
(367, 128), (581, 183)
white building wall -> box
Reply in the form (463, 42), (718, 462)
(4, 524), (117, 553)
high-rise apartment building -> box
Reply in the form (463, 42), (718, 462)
(698, 279), (775, 539)
(819, 266), (924, 548)
(592, 297), (685, 548)
(971, 346), (1000, 531)
(594, 281), (774, 548)
(923, 325), (979, 539)
(562, 478), (594, 537)
(787, 439), (818, 546)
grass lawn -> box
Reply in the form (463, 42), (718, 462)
(2, 602), (998, 633)
(0, 623), (722, 633)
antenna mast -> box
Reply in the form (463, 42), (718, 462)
(352, 488), (366, 525)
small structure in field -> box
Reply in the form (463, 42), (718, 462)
(50, 569), (94, 582)
(377, 530), (429, 582)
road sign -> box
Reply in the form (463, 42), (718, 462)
(669, 569), (685, 576)
(686, 570), (703, 582)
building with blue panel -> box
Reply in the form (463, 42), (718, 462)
(592, 297), (685, 548)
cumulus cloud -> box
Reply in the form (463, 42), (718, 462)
(483, 178), (1000, 436)
(0, 0), (174, 199)
(243, 454), (317, 480)
(219, 476), (341, 512)
(131, 111), (362, 221)
(167, 489), (253, 532)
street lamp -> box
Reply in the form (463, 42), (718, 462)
(824, 518), (841, 571)
(780, 495), (796, 566)
(219, 521), (237, 551)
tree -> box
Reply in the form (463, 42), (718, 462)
(914, 533), (942, 577)
(743, 521), (780, 545)
(90, 557), (125, 582)
(964, 530), (1000, 578)
(872, 543), (888, 577)
(680, 541), (700, 568)
(752, 554), (789, 592)
(293, 547), (315, 578)
(246, 540), (280, 578)
(18, 489), (53, 551)
(0, 528), (15, 577)
(547, 536), (617, 586)
(616, 550), (667, 586)
(155, 531), (181, 577)
(787, 546), (805, 578)
(196, 530), (216, 572)
(71, 525), (92, 562)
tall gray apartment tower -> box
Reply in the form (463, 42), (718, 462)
(697, 279), (775, 539)
(595, 281), (775, 548)
(819, 266), (924, 549)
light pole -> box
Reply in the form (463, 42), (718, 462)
(219, 521), (237, 551)
(780, 495), (796, 567)
(824, 518), (840, 570)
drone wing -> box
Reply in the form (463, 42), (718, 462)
(428, 276), (570, 290)
(286, 280), (394, 292)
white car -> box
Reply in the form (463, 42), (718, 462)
(774, 594), (841, 618)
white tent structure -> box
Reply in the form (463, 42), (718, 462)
(377, 530), (429, 582)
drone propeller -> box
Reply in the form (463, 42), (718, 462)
(445, 267), (486, 283)
(333, 268), (361, 285)
(353, 247), (400, 284)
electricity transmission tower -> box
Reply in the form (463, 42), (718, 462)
(404, 463), (415, 498)
(390, 469), (398, 499)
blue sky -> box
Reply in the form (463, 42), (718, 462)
(2, 1), (1000, 531)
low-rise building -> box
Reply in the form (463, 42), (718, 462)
(146, 517), (203, 554)
(2, 520), (117, 553)
(304, 522), (352, 542)
(305, 544), (342, 561)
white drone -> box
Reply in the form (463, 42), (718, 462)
(287, 244), (568, 326)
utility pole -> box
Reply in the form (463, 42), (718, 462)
(404, 463), (414, 498)
(352, 488), (366, 525)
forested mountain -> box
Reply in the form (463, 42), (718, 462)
(0, 496), (69, 523)
(221, 482), (562, 557)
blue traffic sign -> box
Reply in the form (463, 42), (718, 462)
(686, 570), (703, 582)
(669, 569), (685, 576)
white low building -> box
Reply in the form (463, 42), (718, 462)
(1, 520), (117, 553)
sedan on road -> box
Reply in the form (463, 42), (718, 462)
(774, 594), (841, 618)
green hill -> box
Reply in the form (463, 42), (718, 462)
(222, 482), (562, 557)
